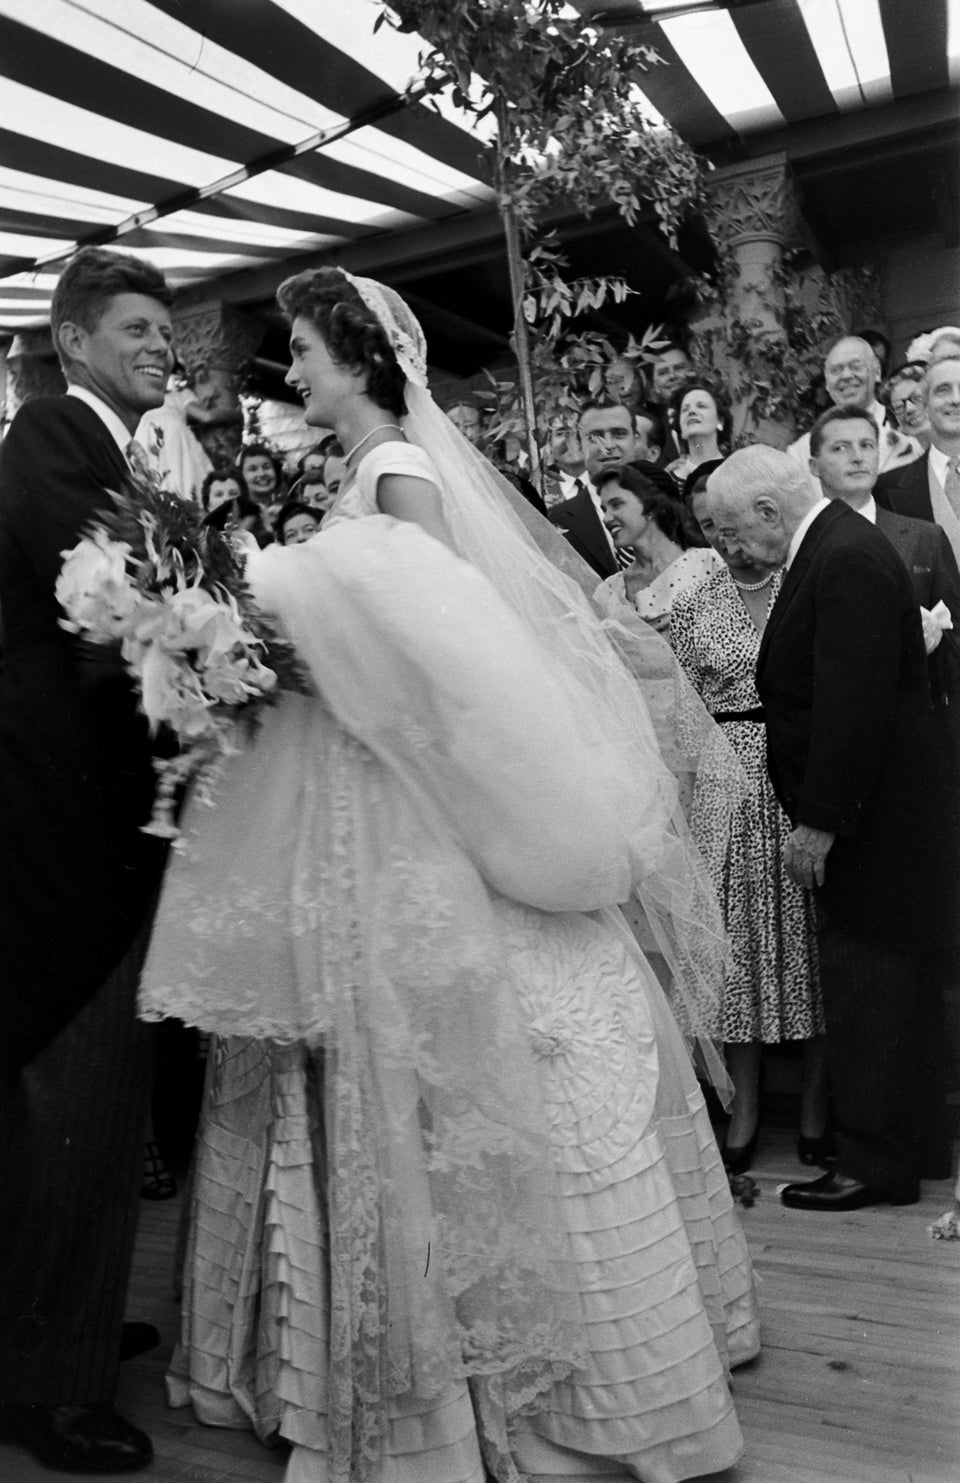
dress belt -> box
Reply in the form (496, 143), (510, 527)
(712, 707), (765, 723)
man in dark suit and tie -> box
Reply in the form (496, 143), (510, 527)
(788, 335), (920, 497)
(0, 248), (174, 1471)
(810, 405), (960, 747)
(705, 446), (952, 1211)
(809, 406), (960, 1178)
(649, 343), (694, 465)
(875, 355), (960, 571)
(548, 399), (642, 577)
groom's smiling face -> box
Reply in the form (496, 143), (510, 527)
(59, 292), (174, 427)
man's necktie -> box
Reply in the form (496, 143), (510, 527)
(945, 456), (960, 519)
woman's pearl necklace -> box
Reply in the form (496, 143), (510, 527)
(732, 571), (774, 592)
(343, 423), (404, 465)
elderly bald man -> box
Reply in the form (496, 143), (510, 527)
(703, 446), (953, 1212)
(789, 334), (920, 494)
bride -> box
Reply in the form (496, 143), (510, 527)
(140, 268), (760, 1483)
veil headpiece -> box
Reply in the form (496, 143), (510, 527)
(340, 270), (741, 1098)
(341, 271), (429, 387)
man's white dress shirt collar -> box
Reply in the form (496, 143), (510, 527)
(66, 385), (132, 455)
(868, 397), (888, 430)
(929, 444), (952, 488)
(786, 497), (831, 568)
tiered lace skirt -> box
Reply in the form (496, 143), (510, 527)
(164, 905), (759, 1483)
(144, 695), (759, 1482)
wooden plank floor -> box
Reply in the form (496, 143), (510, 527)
(2, 1127), (957, 1482)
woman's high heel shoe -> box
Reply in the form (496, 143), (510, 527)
(723, 1126), (759, 1176)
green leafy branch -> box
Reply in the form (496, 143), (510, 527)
(381, 0), (705, 247)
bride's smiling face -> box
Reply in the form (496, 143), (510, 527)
(286, 316), (362, 426)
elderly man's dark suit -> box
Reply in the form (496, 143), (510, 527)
(756, 500), (950, 1198)
(0, 395), (167, 1406)
(547, 483), (617, 578)
(875, 503), (960, 1173)
(875, 504), (960, 744)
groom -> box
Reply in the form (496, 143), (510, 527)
(0, 247), (174, 1471)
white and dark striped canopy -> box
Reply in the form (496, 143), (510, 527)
(0, 0), (956, 332)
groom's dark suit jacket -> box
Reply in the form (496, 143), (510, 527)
(755, 500), (949, 951)
(0, 396), (166, 1071)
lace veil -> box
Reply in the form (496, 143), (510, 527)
(342, 273), (740, 1097)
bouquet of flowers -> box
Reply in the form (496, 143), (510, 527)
(56, 474), (308, 839)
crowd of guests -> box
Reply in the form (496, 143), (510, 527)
(190, 434), (347, 547)
(456, 325), (959, 1200)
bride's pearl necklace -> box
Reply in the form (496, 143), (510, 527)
(732, 572), (774, 592)
(343, 423), (404, 464)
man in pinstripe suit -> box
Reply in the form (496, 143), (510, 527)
(705, 446), (953, 1213)
(0, 248), (174, 1472)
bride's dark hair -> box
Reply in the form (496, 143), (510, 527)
(277, 267), (407, 419)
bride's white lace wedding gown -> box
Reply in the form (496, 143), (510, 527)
(140, 444), (760, 1483)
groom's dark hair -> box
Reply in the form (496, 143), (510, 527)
(51, 247), (173, 367)
(277, 268), (407, 420)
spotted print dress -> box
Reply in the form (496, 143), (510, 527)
(670, 567), (824, 1044)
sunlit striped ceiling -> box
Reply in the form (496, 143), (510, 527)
(0, 0), (954, 331)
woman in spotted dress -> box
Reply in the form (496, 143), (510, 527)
(669, 477), (829, 1175)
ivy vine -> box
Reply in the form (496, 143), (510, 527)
(691, 247), (883, 444)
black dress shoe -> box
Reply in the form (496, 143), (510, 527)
(0, 1401), (152, 1473)
(723, 1126), (759, 1176)
(797, 1131), (837, 1167)
(781, 1169), (919, 1212)
(119, 1321), (160, 1362)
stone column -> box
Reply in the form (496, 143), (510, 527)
(171, 303), (265, 466)
(702, 154), (799, 447)
(4, 328), (65, 422)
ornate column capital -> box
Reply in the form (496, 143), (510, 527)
(6, 329), (65, 417)
(170, 302), (262, 469)
(171, 302), (264, 378)
(707, 154), (798, 250)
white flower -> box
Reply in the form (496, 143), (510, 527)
(202, 649), (277, 705)
(56, 532), (142, 641)
(138, 645), (212, 737)
(119, 583), (277, 733)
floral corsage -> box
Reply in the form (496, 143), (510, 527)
(56, 475), (307, 839)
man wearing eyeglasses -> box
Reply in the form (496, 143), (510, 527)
(789, 335), (921, 495)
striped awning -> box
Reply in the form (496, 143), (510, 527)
(0, 0), (497, 331)
(600, 0), (956, 151)
(0, 0), (956, 333)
